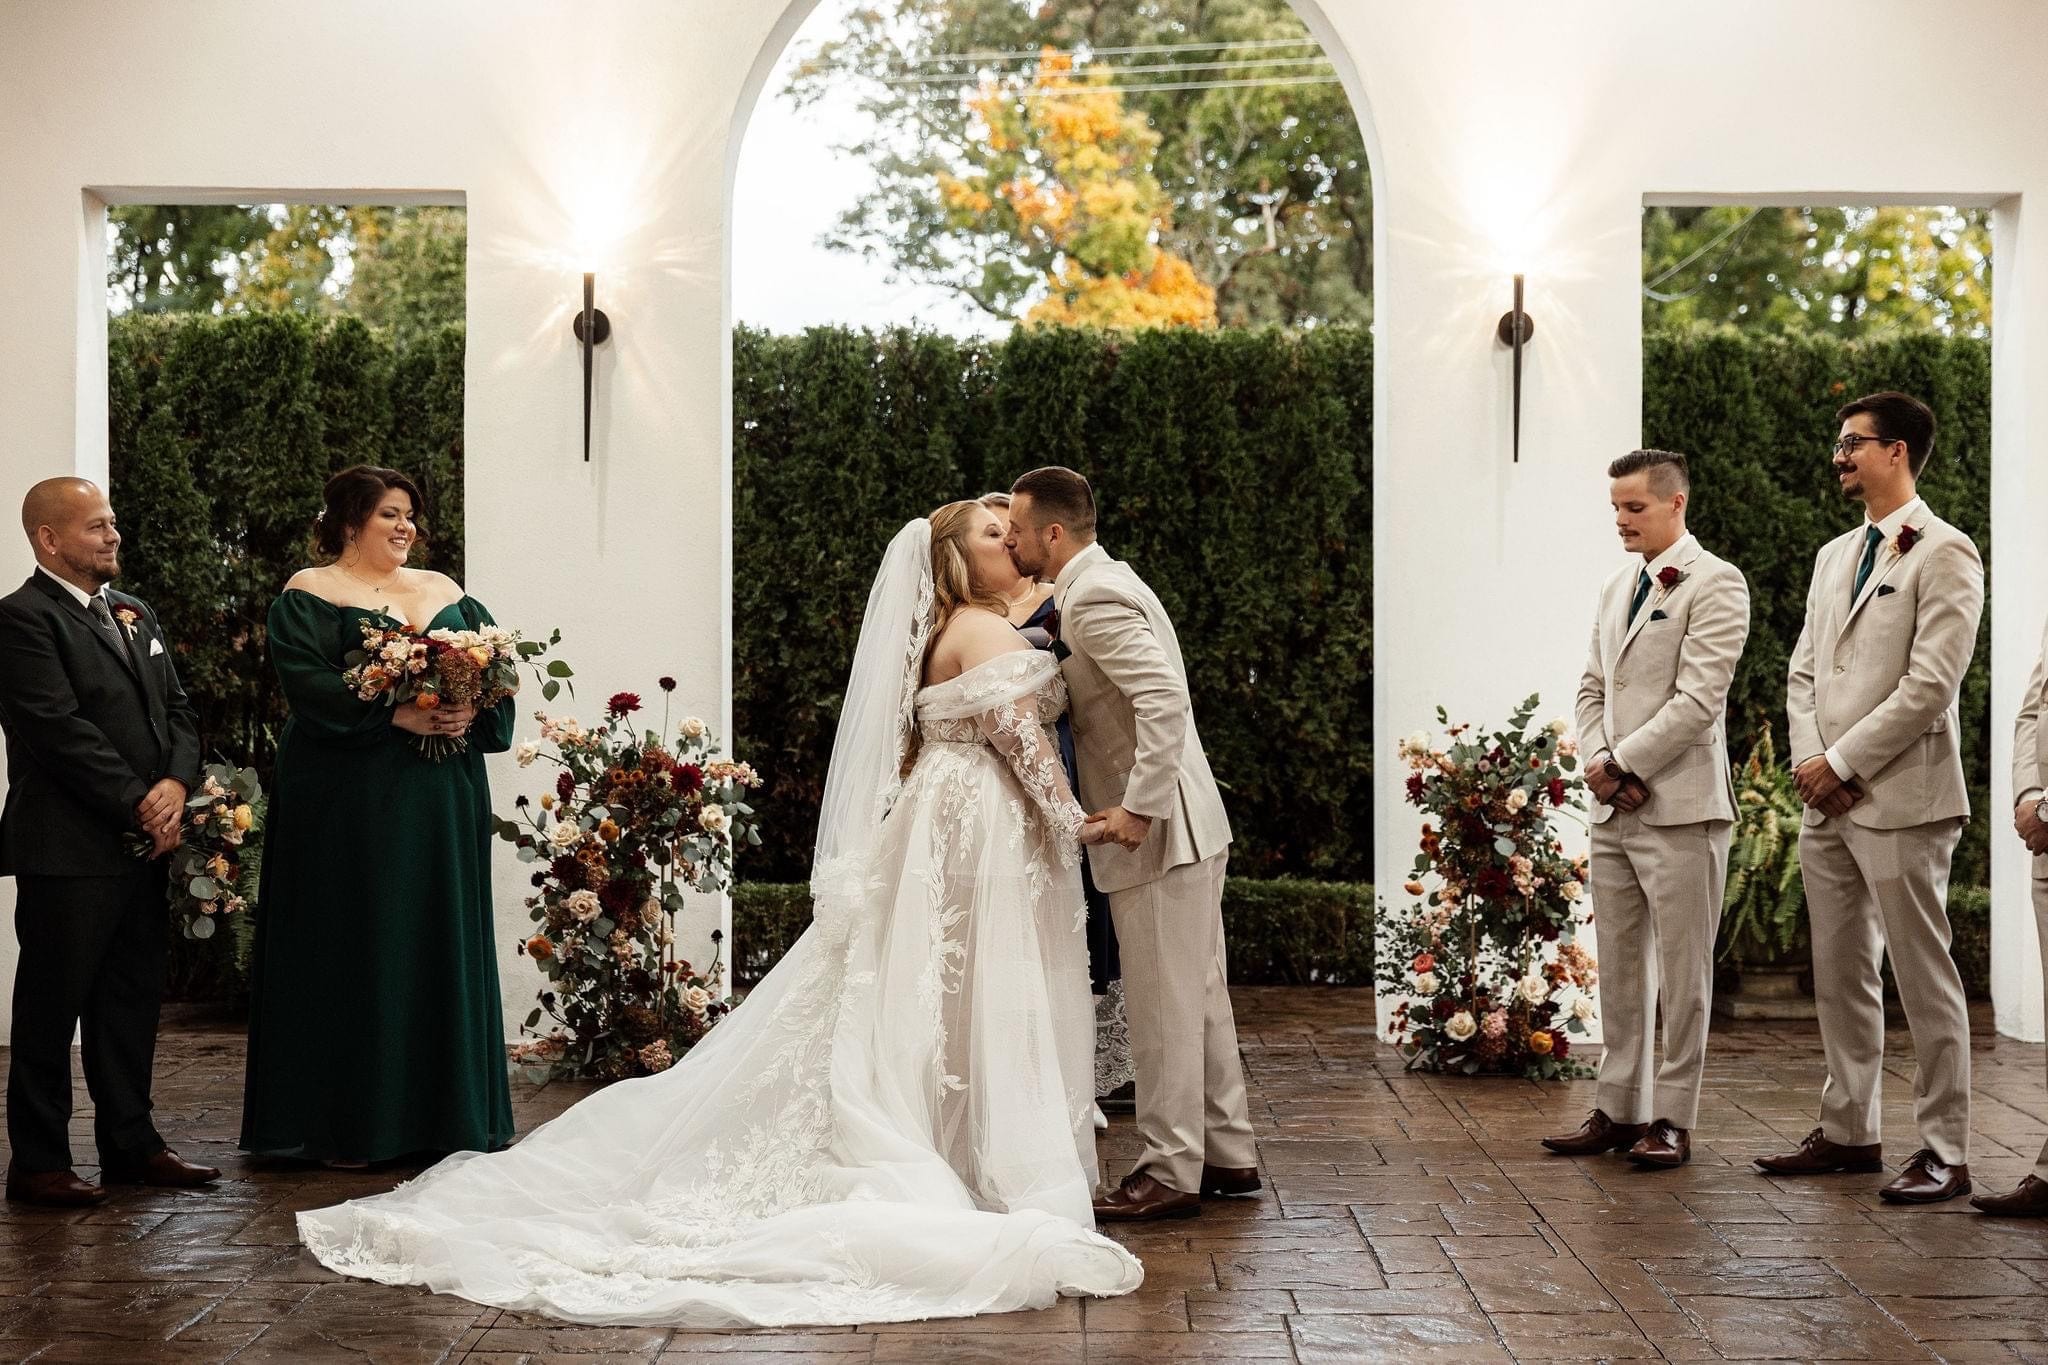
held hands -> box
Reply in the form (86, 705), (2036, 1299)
(1586, 762), (1648, 813)
(134, 778), (187, 856)
(391, 701), (478, 738)
(1793, 754), (1863, 818)
(2016, 798), (2048, 856)
(1078, 817), (1111, 847)
(1088, 806), (1153, 852)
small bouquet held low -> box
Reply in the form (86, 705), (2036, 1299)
(497, 680), (765, 1083)
(135, 762), (266, 943)
(1377, 695), (1599, 1081)
(341, 621), (570, 760)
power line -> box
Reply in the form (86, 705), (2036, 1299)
(884, 55), (1336, 86)
(903, 74), (1345, 98)
(1642, 207), (1764, 303)
(904, 36), (1323, 67)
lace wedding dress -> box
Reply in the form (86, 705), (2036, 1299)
(298, 521), (1142, 1327)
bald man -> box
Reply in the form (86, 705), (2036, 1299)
(0, 479), (215, 1205)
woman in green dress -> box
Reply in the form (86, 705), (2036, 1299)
(241, 465), (515, 1167)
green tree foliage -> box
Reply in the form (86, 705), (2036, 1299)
(1644, 206), (1991, 338)
(785, 0), (1370, 328)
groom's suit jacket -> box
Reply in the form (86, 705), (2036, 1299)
(1053, 543), (1230, 894)
(2010, 617), (2048, 880)
(1787, 504), (1981, 829)
(0, 571), (201, 877)
(1574, 535), (1749, 827)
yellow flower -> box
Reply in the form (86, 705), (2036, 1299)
(540, 792), (555, 811)
(233, 805), (254, 831)
(598, 819), (622, 843)
(1529, 1030), (1555, 1056)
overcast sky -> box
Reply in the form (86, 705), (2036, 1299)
(731, 0), (1006, 338)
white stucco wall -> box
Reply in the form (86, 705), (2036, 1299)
(2, 0), (2045, 1048)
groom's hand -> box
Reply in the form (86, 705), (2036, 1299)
(136, 777), (187, 844)
(1793, 754), (1846, 806)
(2016, 798), (2048, 854)
(1090, 806), (1152, 851)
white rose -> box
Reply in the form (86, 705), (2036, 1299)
(547, 821), (582, 851)
(698, 804), (729, 834)
(1444, 1011), (1477, 1041)
(1558, 736), (1579, 758)
(1413, 971), (1439, 996)
(1561, 879), (1584, 902)
(564, 889), (602, 923)
(1548, 718), (1569, 736)
(1505, 788), (1529, 813)
(1571, 993), (1597, 1023)
(683, 985), (711, 1015)
(1518, 972), (1550, 1005)
(515, 740), (542, 767)
(680, 716), (707, 740)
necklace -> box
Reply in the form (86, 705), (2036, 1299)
(1004, 580), (1040, 607)
(339, 558), (402, 593)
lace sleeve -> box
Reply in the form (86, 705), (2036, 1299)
(974, 694), (1089, 863)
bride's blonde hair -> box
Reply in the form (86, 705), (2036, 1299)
(927, 499), (1011, 641)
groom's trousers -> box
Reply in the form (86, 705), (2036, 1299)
(6, 867), (168, 1172)
(1107, 849), (1256, 1194)
(1800, 814), (1970, 1165)
(1590, 810), (1729, 1130)
(2031, 874), (2048, 1183)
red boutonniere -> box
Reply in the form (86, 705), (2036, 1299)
(1653, 566), (1687, 602)
(112, 605), (141, 639)
(1893, 524), (1922, 557)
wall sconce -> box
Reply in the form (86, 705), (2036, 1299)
(1494, 273), (1535, 463)
(571, 272), (612, 462)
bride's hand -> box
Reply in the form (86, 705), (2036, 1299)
(392, 702), (475, 737)
(1078, 818), (1110, 846)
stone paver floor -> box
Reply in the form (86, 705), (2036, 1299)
(3, 989), (2048, 1362)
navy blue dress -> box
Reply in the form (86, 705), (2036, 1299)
(1018, 594), (1119, 992)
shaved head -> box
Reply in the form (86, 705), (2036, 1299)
(22, 477), (121, 589)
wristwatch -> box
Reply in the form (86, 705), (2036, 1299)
(1602, 757), (1626, 783)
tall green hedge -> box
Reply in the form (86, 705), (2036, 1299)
(734, 325), (1376, 882)
(1642, 328), (1992, 883)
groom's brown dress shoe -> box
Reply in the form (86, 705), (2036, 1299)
(1199, 1164), (1262, 1197)
(1970, 1174), (2048, 1217)
(1627, 1120), (1690, 1168)
(1541, 1109), (1648, 1156)
(5, 1166), (110, 1207)
(1878, 1149), (1970, 1204)
(1753, 1127), (1884, 1175)
(1094, 1171), (1200, 1221)
(100, 1148), (220, 1189)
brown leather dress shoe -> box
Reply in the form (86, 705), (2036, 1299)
(1878, 1149), (1970, 1204)
(100, 1148), (220, 1189)
(1094, 1171), (1200, 1222)
(1540, 1109), (1648, 1156)
(5, 1167), (110, 1207)
(1199, 1164), (1262, 1197)
(1753, 1126), (1884, 1175)
(1627, 1120), (1691, 1168)
(1970, 1174), (2048, 1217)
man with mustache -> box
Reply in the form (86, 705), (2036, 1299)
(1758, 392), (1982, 1204)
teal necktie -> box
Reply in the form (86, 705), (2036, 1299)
(1850, 523), (1883, 607)
(1627, 569), (1652, 626)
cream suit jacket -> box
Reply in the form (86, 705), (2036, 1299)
(1053, 543), (1231, 894)
(1574, 537), (1750, 827)
(1787, 510), (1982, 829)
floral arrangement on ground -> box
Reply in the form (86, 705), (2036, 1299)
(1377, 695), (1599, 1080)
(497, 680), (763, 1082)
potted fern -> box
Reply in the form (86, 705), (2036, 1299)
(1714, 733), (1815, 1019)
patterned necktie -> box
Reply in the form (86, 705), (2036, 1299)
(1627, 569), (1652, 626)
(87, 592), (122, 643)
(1850, 523), (1883, 607)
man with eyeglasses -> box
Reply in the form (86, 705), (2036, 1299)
(1759, 391), (1982, 1205)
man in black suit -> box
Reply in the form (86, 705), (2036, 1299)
(0, 477), (218, 1205)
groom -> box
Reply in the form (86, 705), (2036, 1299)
(0, 478), (218, 1205)
(1007, 466), (1256, 1222)
(1759, 391), (1982, 1203)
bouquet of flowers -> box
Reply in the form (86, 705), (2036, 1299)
(341, 622), (570, 760)
(1376, 695), (1599, 1080)
(146, 763), (266, 943)
(496, 679), (765, 1082)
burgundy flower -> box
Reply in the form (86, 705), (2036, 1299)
(1896, 524), (1922, 555)
(607, 691), (642, 718)
(658, 676), (677, 692)
(1551, 1035), (1571, 1060)
(673, 762), (704, 795)
(1547, 777), (1567, 806)
(1405, 773), (1426, 802)
(549, 854), (581, 885)
(599, 880), (639, 915)
(556, 771), (576, 803)
(1656, 565), (1683, 589)
(1432, 997), (1457, 1020)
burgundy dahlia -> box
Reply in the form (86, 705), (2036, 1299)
(607, 691), (642, 717)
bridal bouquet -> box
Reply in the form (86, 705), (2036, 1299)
(340, 622), (569, 760)
(161, 763), (265, 943)
(1377, 695), (1599, 1080)
(497, 680), (765, 1082)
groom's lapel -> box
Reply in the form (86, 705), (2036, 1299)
(1839, 519), (1920, 639)
(1614, 542), (1696, 666)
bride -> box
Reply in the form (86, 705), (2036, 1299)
(297, 502), (1144, 1326)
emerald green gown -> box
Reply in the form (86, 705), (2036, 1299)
(240, 589), (516, 1162)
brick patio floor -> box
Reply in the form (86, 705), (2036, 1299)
(3, 989), (2048, 1362)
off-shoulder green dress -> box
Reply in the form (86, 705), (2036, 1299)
(239, 589), (516, 1162)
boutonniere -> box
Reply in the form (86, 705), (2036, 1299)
(1653, 565), (1687, 603)
(1890, 524), (1923, 560)
(112, 605), (141, 639)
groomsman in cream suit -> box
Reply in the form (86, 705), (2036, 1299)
(1758, 391), (1983, 1204)
(1006, 466), (1255, 1222)
(1543, 450), (1749, 1168)
(1973, 616), (2048, 1216)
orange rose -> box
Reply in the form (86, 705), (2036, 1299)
(525, 935), (554, 960)
(598, 819), (622, 843)
(1412, 952), (1436, 974)
(415, 692), (441, 710)
(1528, 1030), (1554, 1056)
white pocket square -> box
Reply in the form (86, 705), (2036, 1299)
(148, 638), (164, 656)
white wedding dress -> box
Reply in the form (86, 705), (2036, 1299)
(298, 521), (1142, 1327)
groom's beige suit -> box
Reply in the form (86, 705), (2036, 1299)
(1575, 533), (1749, 1129)
(2007, 616), (2048, 1182)
(1788, 496), (1982, 1165)
(1054, 542), (1254, 1194)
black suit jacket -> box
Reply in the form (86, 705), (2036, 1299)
(0, 572), (201, 877)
